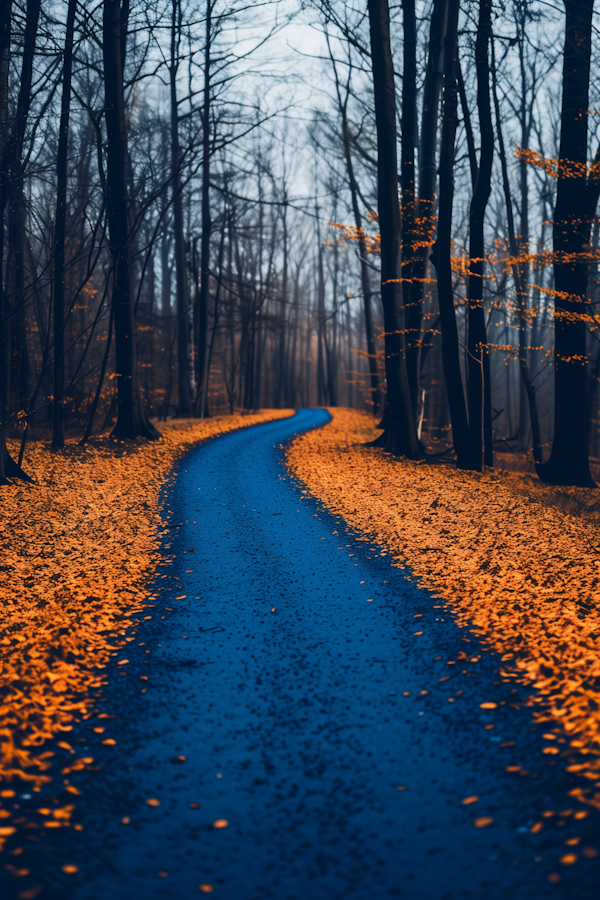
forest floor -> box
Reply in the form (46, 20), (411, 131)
(1, 408), (599, 898)
(0, 410), (293, 810)
(286, 409), (600, 812)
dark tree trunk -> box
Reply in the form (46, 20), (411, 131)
(405, 0), (446, 425)
(491, 36), (542, 465)
(7, 182), (29, 416)
(329, 40), (381, 414)
(515, 10), (533, 452)
(103, 0), (158, 440)
(277, 199), (288, 408)
(161, 222), (172, 318)
(430, 0), (470, 467)
(52, 0), (78, 448)
(467, 0), (494, 470)
(400, 0), (419, 418)
(317, 239), (326, 406)
(537, 0), (596, 486)
(80, 304), (114, 445)
(194, 0), (212, 416)
(0, 0), (37, 483)
(171, 0), (192, 415)
(367, 0), (421, 458)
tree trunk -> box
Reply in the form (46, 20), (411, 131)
(170, 0), (192, 415)
(491, 36), (542, 465)
(367, 0), (421, 458)
(52, 0), (78, 448)
(466, 0), (494, 470)
(194, 0), (212, 416)
(400, 0), (419, 418)
(103, 0), (158, 440)
(0, 0), (37, 483)
(330, 43), (381, 414)
(405, 0), (446, 426)
(537, 0), (595, 485)
(430, 0), (470, 467)
(161, 222), (172, 317)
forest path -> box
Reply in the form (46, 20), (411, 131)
(72, 410), (593, 899)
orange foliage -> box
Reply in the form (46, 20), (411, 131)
(327, 222), (380, 254)
(515, 147), (600, 182)
(0, 410), (291, 845)
(286, 409), (600, 810)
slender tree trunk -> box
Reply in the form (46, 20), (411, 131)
(81, 303), (114, 444)
(516, 15), (532, 452)
(331, 54), (381, 413)
(103, 0), (158, 440)
(430, 0), (470, 467)
(0, 0), (10, 483)
(0, 0), (38, 483)
(52, 0), (78, 448)
(276, 196), (288, 407)
(491, 36), (542, 465)
(7, 185), (29, 416)
(467, 0), (494, 470)
(406, 0), (446, 427)
(194, 0), (212, 415)
(401, 0), (419, 417)
(367, 0), (421, 458)
(537, 0), (595, 485)
(170, 0), (192, 415)
(161, 223), (172, 317)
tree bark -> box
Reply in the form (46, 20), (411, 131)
(405, 0), (446, 423)
(367, 0), (421, 458)
(430, 0), (470, 467)
(194, 0), (212, 416)
(0, 0), (37, 483)
(327, 32), (381, 415)
(466, 0), (494, 470)
(52, 0), (78, 448)
(537, 0), (596, 485)
(103, 0), (158, 440)
(400, 0), (419, 417)
(170, 0), (192, 415)
(491, 35), (542, 465)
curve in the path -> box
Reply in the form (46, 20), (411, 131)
(45, 410), (598, 899)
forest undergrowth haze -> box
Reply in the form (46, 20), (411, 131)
(286, 409), (600, 811)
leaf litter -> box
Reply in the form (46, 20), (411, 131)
(286, 408), (600, 810)
(0, 410), (291, 850)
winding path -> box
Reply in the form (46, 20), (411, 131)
(71, 410), (596, 899)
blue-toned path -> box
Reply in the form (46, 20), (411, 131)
(65, 410), (597, 899)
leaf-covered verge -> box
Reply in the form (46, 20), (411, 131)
(0, 410), (292, 840)
(286, 408), (600, 811)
